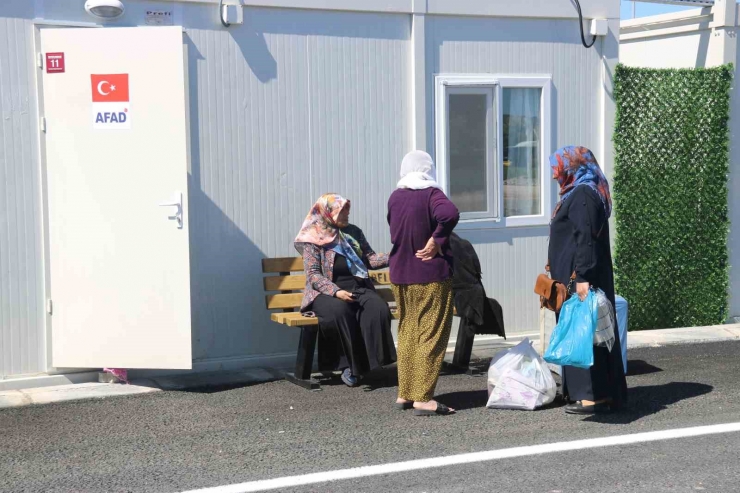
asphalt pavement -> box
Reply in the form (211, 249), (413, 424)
(1, 341), (739, 493)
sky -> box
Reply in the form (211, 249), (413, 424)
(620, 1), (705, 19)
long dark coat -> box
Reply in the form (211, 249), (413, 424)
(548, 185), (627, 406)
(449, 233), (505, 339)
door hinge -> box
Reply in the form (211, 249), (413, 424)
(40, 117), (47, 133)
(47, 299), (53, 315)
(37, 53), (43, 69)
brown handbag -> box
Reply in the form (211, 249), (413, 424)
(537, 222), (603, 311)
(534, 264), (575, 313)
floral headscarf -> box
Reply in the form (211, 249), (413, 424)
(294, 193), (367, 278)
(550, 146), (612, 218)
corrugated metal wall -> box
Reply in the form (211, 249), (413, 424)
(183, 6), (410, 362)
(0, 4), (46, 378)
(427, 16), (604, 333)
(0, 1), (612, 376)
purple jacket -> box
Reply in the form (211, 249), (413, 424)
(299, 224), (388, 312)
(387, 188), (460, 285)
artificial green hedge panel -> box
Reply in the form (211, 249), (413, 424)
(613, 64), (732, 330)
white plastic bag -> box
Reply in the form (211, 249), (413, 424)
(594, 289), (616, 352)
(486, 338), (556, 411)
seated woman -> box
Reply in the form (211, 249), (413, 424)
(294, 193), (396, 387)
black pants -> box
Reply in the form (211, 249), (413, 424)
(562, 345), (613, 402)
(311, 288), (396, 376)
(560, 317), (626, 405)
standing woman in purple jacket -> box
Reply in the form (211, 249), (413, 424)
(388, 151), (460, 416)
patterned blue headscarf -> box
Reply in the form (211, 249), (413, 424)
(549, 146), (612, 219)
(330, 234), (368, 279)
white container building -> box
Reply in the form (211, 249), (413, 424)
(0, 0), (620, 386)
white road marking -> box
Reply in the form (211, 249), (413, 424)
(180, 422), (740, 493)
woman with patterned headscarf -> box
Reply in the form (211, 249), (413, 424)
(548, 146), (627, 414)
(295, 194), (396, 387)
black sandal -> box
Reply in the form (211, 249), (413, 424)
(413, 403), (455, 416)
(394, 401), (414, 411)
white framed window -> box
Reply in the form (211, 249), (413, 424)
(435, 75), (553, 229)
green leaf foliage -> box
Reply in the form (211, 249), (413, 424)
(613, 64), (732, 330)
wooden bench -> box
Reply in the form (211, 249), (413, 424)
(262, 257), (477, 390)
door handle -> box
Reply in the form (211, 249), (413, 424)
(159, 192), (183, 229)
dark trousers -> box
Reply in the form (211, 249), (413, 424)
(562, 346), (612, 402)
(561, 321), (626, 404)
(311, 288), (396, 376)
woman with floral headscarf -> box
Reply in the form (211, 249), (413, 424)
(548, 146), (627, 414)
(295, 194), (396, 387)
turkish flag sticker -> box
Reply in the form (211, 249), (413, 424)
(91, 74), (129, 103)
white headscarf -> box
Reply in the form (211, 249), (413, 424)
(396, 150), (442, 190)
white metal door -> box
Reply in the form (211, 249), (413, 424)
(40, 27), (192, 369)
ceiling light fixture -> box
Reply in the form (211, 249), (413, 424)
(84, 0), (125, 20)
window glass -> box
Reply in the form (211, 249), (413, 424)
(448, 93), (489, 214)
(503, 88), (542, 217)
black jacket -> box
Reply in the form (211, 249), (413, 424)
(450, 233), (505, 338)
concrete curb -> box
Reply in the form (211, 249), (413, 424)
(2, 325), (739, 410)
(625, 324), (740, 348)
(0, 371), (101, 392)
(465, 325), (740, 366)
(0, 380), (161, 410)
(0, 368), (287, 410)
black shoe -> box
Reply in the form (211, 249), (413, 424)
(565, 401), (611, 415)
(413, 403), (455, 416)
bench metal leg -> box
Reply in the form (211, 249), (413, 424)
(444, 321), (479, 375)
(285, 325), (321, 390)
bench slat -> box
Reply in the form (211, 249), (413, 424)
(266, 287), (395, 310)
(262, 257), (304, 273)
(271, 310), (399, 327)
(266, 293), (304, 309)
(369, 271), (392, 285)
(264, 275), (306, 291)
(262, 258), (393, 283)
(271, 312), (318, 327)
(263, 271), (393, 291)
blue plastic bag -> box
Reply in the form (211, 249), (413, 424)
(615, 295), (629, 373)
(544, 290), (598, 369)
